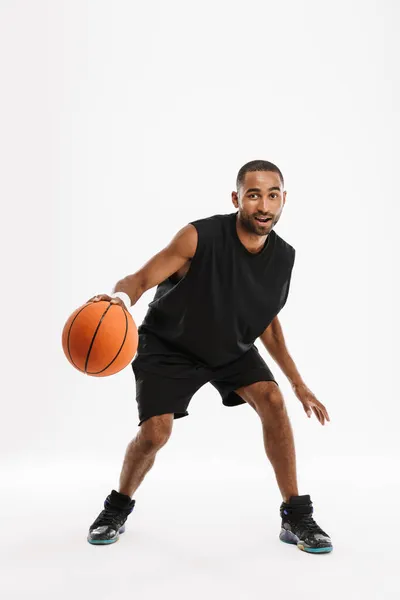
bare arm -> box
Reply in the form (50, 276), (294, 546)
(259, 316), (304, 387)
(260, 316), (330, 425)
(112, 224), (198, 306)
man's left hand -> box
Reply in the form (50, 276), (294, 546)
(292, 382), (330, 426)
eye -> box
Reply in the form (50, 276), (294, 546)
(249, 193), (259, 199)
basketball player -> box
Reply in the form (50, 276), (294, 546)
(86, 160), (332, 553)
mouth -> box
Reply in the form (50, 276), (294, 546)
(254, 216), (272, 224)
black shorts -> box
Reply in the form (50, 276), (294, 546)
(131, 340), (278, 427)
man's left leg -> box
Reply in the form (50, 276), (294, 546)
(235, 380), (298, 502)
(235, 380), (333, 554)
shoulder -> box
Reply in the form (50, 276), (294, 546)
(167, 223), (198, 259)
(273, 230), (296, 264)
(189, 212), (233, 237)
(189, 212), (232, 228)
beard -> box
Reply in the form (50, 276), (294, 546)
(238, 210), (276, 236)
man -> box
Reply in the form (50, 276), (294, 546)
(86, 159), (332, 553)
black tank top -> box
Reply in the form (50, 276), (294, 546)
(134, 211), (295, 372)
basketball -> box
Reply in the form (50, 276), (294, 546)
(62, 301), (138, 377)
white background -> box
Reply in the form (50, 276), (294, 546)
(1, 0), (399, 598)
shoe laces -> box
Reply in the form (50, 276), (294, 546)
(297, 515), (323, 532)
(293, 514), (329, 538)
(93, 507), (128, 528)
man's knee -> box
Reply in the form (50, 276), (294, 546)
(138, 413), (174, 452)
(241, 380), (284, 413)
(259, 382), (285, 413)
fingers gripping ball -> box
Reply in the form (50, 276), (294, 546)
(62, 301), (138, 377)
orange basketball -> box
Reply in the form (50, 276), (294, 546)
(62, 301), (138, 377)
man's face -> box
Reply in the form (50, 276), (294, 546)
(231, 170), (286, 235)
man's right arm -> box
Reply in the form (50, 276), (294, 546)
(112, 223), (198, 306)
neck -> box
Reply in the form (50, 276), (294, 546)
(235, 214), (268, 254)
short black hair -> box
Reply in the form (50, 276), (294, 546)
(236, 160), (284, 192)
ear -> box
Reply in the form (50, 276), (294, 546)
(232, 191), (239, 209)
(283, 190), (287, 206)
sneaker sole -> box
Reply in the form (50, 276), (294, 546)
(87, 525), (126, 545)
(280, 529), (332, 553)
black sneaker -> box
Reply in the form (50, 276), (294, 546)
(87, 490), (136, 545)
(279, 494), (332, 554)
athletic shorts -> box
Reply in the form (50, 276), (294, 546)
(131, 337), (278, 426)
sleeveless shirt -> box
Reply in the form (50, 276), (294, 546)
(133, 211), (295, 374)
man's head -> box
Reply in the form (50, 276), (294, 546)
(232, 160), (286, 235)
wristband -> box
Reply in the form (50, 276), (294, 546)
(111, 291), (131, 308)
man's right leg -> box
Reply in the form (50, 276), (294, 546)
(118, 413), (174, 497)
(87, 355), (206, 545)
(87, 414), (174, 545)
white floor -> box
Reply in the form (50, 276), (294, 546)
(1, 455), (397, 600)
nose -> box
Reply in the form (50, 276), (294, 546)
(257, 196), (271, 214)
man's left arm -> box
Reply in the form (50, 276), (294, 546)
(259, 316), (330, 426)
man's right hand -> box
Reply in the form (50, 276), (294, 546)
(86, 294), (128, 311)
